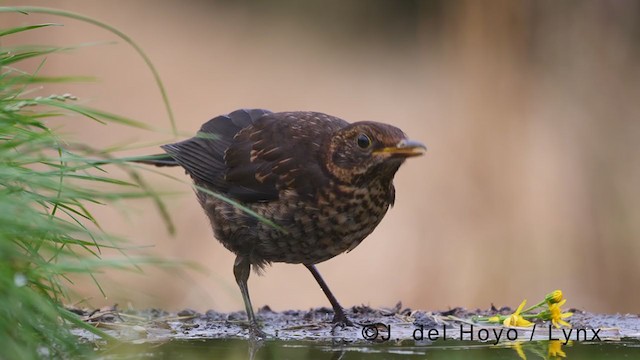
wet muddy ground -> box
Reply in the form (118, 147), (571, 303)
(70, 303), (640, 344)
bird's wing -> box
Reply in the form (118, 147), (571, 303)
(163, 110), (347, 203)
(224, 112), (347, 202)
(161, 108), (272, 195)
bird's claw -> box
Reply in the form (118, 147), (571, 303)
(250, 328), (267, 339)
(331, 311), (354, 330)
(247, 322), (267, 339)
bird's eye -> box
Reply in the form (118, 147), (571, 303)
(356, 133), (372, 149)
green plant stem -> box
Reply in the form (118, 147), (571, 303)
(0, 6), (177, 135)
(58, 307), (118, 342)
(521, 300), (546, 314)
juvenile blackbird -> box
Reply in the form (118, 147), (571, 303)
(143, 109), (425, 335)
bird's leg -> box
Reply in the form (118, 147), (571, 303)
(233, 256), (265, 338)
(305, 264), (354, 327)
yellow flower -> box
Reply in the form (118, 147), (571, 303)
(511, 342), (527, 360)
(545, 290), (563, 304)
(487, 315), (501, 323)
(548, 299), (572, 328)
(548, 340), (567, 358)
(503, 300), (534, 327)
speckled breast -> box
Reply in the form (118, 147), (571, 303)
(200, 180), (394, 266)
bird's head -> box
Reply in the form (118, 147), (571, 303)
(324, 121), (426, 184)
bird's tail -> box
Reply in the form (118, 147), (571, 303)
(81, 154), (177, 167)
(131, 153), (179, 167)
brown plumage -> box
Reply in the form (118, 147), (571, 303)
(145, 109), (425, 336)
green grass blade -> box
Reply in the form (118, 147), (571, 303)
(0, 23), (62, 37)
(0, 6), (176, 135)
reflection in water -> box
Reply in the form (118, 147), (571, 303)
(547, 340), (568, 358)
(508, 340), (572, 359)
(100, 338), (637, 359)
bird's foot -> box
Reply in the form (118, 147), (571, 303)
(246, 321), (267, 339)
(250, 325), (267, 339)
(331, 310), (354, 330)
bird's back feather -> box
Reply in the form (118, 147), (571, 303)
(161, 109), (347, 203)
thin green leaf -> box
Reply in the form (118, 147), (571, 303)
(0, 6), (176, 134)
(0, 23), (62, 37)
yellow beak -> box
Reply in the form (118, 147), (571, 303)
(374, 139), (427, 158)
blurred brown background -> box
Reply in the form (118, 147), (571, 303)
(3, 0), (639, 314)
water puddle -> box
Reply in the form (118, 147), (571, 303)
(72, 305), (640, 359)
(98, 338), (640, 359)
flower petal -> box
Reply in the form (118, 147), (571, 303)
(515, 300), (528, 315)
